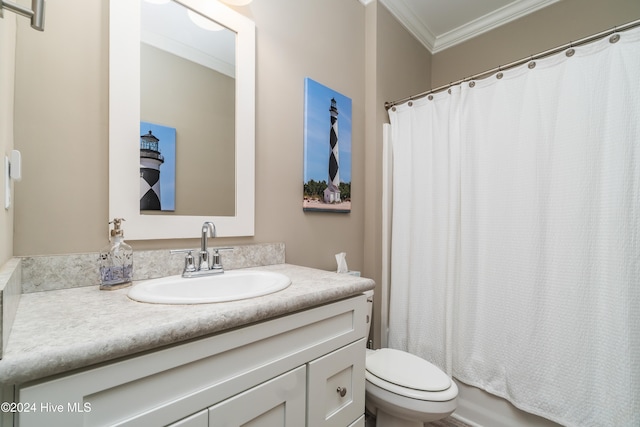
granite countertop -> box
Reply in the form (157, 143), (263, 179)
(0, 264), (374, 386)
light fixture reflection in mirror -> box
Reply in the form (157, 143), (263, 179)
(187, 10), (225, 31)
(109, 0), (255, 240)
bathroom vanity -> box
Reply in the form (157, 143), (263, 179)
(0, 264), (374, 427)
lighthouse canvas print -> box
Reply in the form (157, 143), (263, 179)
(140, 121), (176, 212)
(303, 78), (352, 213)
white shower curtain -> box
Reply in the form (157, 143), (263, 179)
(387, 89), (461, 376)
(388, 27), (640, 427)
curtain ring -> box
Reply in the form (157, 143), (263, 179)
(610, 26), (620, 44)
(566, 41), (575, 57)
(408, 101), (413, 107)
(496, 66), (503, 80)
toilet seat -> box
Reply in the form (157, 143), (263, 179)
(366, 348), (457, 402)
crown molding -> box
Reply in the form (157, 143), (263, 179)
(380, 0), (437, 51)
(432, 0), (560, 53)
(380, 0), (560, 54)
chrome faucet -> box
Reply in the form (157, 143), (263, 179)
(170, 221), (233, 278)
(199, 221), (216, 270)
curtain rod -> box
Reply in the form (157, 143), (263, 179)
(385, 18), (640, 110)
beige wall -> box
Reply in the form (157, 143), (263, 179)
(244, 0), (367, 271)
(13, 0), (109, 256)
(432, 0), (640, 88)
(7, 0), (640, 264)
(12, 0), (368, 274)
(8, 0), (638, 289)
(0, 13), (17, 267)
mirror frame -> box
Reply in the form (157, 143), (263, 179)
(109, 0), (255, 240)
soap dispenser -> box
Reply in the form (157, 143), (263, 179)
(99, 218), (133, 290)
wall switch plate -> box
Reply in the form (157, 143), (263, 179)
(9, 150), (21, 181)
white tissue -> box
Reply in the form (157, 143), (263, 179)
(336, 252), (349, 274)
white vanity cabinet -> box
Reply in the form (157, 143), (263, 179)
(15, 295), (367, 427)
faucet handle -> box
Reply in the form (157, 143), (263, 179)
(170, 249), (198, 273)
(210, 247), (233, 270)
(184, 251), (197, 272)
(211, 251), (222, 270)
(170, 248), (199, 254)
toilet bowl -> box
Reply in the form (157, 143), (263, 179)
(364, 291), (458, 427)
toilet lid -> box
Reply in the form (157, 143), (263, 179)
(366, 348), (451, 392)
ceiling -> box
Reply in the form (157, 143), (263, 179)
(370, 0), (560, 53)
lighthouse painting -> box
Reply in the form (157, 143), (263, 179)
(140, 121), (176, 212)
(303, 78), (352, 213)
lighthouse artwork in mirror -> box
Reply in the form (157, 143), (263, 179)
(140, 130), (164, 210)
(139, 121), (176, 212)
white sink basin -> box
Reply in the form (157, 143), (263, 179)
(128, 270), (291, 304)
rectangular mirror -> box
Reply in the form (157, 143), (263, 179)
(140, 0), (236, 216)
(109, 0), (255, 239)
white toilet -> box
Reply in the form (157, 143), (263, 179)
(364, 290), (458, 427)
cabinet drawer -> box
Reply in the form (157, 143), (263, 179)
(307, 338), (366, 427)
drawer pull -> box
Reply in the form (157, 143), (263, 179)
(336, 386), (347, 397)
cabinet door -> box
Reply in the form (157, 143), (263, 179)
(208, 366), (306, 427)
(307, 338), (366, 427)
